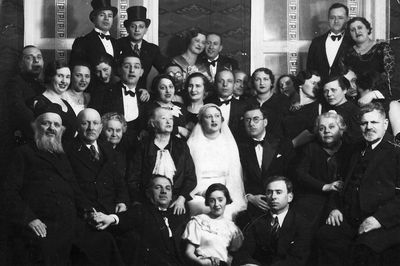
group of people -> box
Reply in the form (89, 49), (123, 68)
(3, 0), (400, 265)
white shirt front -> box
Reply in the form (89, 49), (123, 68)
(85, 141), (99, 153)
(208, 55), (219, 81)
(272, 207), (289, 227)
(253, 132), (266, 169)
(325, 32), (344, 68)
(219, 95), (231, 124)
(121, 84), (139, 122)
(94, 28), (114, 57)
(130, 41), (142, 52)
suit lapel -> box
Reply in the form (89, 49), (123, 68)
(277, 208), (295, 253)
(261, 136), (279, 173)
(71, 140), (100, 175)
(246, 141), (262, 177)
(36, 148), (72, 181)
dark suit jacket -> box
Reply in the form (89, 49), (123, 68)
(306, 31), (353, 82)
(202, 54), (239, 78)
(7, 73), (46, 142)
(233, 208), (312, 266)
(205, 96), (246, 140)
(117, 38), (168, 89)
(116, 202), (189, 266)
(4, 143), (90, 228)
(331, 139), (400, 252)
(239, 134), (294, 196)
(127, 136), (197, 203)
(66, 138), (129, 214)
(70, 30), (118, 66)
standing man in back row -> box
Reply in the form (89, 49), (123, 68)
(307, 3), (353, 83)
(70, 0), (119, 66)
(118, 6), (168, 90)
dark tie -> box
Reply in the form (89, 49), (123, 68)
(98, 32), (111, 40)
(90, 145), (100, 161)
(361, 143), (372, 158)
(124, 88), (135, 97)
(208, 59), (217, 67)
(331, 34), (342, 41)
(269, 215), (280, 252)
(217, 99), (231, 106)
(134, 44), (140, 56)
(253, 139), (265, 147)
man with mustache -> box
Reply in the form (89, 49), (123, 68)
(7, 45), (45, 145)
(4, 106), (124, 265)
(66, 108), (129, 216)
(317, 102), (400, 265)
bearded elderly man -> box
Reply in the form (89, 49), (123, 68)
(317, 102), (400, 266)
(3, 106), (124, 266)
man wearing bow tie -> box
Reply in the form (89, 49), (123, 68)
(70, 0), (119, 67)
(203, 33), (239, 82)
(233, 176), (312, 266)
(205, 69), (245, 140)
(93, 175), (190, 265)
(306, 3), (353, 83)
(238, 105), (294, 219)
(101, 53), (149, 145)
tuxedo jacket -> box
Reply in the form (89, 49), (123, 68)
(117, 38), (168, 89)
(205, 96), (246, 140)
(233, 208), (312, 266)
(70, 30), (118, 66)
(238, 134), (294, 196)
(127, 136), (197, 203)
(331, 139), (400, 252)
(306, 31), (353, 82)
(202, 54), (239, 77)
(116, 202), (189, 266)
(66, 138), (129, 214)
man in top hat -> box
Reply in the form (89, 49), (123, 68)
(70, 0), (119, 66)
(117, 5), (168, 90)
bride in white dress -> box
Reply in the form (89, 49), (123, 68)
(187, 103), (247, 220)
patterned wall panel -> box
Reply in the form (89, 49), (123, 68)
(159, 0), (251, 73)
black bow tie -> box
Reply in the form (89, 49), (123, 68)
(208, 59), (218, 67)
(217, 99), (231, 106)
(330, 34), (342, 41)
(98, 32), (111, 40)
(124, 88), (135, 97)
(253, 139), (265, 147)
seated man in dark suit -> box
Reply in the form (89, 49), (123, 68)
(238, 105), (294, 219)
(4, 106), (123, 266)
(233, 176), (312, 266)
(94, 175), (190, 266)
(203, 33), (239, 82)
(118, 6), (168, 90)
(66, 108), (129, 215)
(317, 102), (400, 266)
(70, 0), (118, 66)
(7, 45), (45, 144)
(205, 69), (246, 140)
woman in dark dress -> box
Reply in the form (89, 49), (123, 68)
(185, 72), (211, 132)
(282, 70), (322, 148)
(30, 60), (77, 140)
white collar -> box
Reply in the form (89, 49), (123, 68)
(329, 31), (344, 37)
(85, 140), (99, 151)
(252, 131), (266, 142)
(208, 55), (220, 62)
(219, 95), (233, 102)
(94, 28), (110, 36)
(131, 40), (142, 48)
(271, 207), (289, 227)
(370, 138), (384, 150)
(122, 83), (136, 91)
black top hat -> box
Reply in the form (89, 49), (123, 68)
(89, 0), (118, 21)
(123, 6), (151, 28)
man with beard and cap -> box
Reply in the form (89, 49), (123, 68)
(3, 104), (124, 266)
(202, 33), (239, 82)
(317, 102), (400, 265)
(70, 0), (119, 66)
(7, 45), (46, 145)
(117, 5), (168, 90)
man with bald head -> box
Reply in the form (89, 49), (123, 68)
(66, 108), (129, 215)
(8, 45), (46, 144)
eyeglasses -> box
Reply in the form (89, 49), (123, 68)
(244, 116), (263, 124)
(168, 72), (183, 78)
